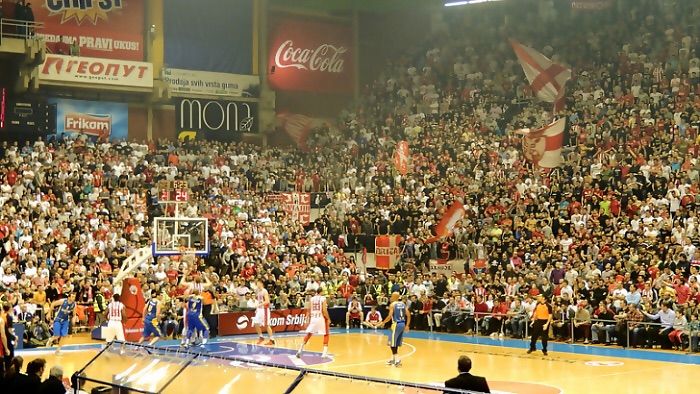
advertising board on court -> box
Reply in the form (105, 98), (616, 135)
(218, 308), (308, 336)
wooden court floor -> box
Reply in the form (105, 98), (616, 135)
(17, 330), (700, 394)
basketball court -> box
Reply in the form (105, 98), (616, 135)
(18, 329), (699, 393)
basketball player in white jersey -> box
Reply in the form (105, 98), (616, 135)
(296, 288), (330, 358)
(107, 294), (126, 342)
(253, 280), (275, 345)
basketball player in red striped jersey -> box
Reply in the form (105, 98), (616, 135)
(253, 280), (275, 345)
(107, 294), (126, 342)
(297, 288), (330, 358)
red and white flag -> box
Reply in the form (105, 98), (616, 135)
(375, 235), (402, 270)
(393, 140), (410, 175)
(510, 40), (571, 113)
(425, 201), (466, 244)
(276, 113), (331, 151)
(517, 118), (566, 168)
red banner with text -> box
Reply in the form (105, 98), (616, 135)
(282, 192), (311, 225)
(268, 18), (354, 93)
(33, 0), (144, 61)
(218, 309), (309, 336)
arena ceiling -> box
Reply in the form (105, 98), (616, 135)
(269, 0), (444, 14)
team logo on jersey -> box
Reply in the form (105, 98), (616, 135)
(236, 315), (250, 330)
(129, 284), (138, 295)
(45, 0), (124, 25)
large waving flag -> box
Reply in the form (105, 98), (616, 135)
(517, 118), (566, 168)
(425, 201), (466, 244)
(510, 40), (571, 113)
(393, 140), (410, 175)
(276, 113), (331, 152)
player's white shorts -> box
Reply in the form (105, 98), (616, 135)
(106, 320), (125, 342)
(305, 317), (329, 335)
(252, 307), (271, 327)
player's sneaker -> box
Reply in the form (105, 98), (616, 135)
(256, 337), (265, 345)
(264, 339), (275, 346)
(386, 359), (395, 365)
(394, 360), (402, 367)
(295, 351), (302, 358)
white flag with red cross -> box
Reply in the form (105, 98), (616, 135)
(510, 40), (571, 113)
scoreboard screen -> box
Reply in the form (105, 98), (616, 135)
(158, 180), (189, 202)
(0, 92), (55, 134)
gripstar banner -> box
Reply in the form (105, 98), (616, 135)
(50, 98), (128, 141)
(268, 18), (354, 93)
(33, 0), (145, 61)
(175, 98), (258, 141)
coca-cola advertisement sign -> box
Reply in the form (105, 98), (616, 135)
(268, 18), (354, 93)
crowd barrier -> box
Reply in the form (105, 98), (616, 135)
(72, 341), (482, 394)
(423, 310), (699, 352)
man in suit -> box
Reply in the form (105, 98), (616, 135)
(444, 355), (490, 393)
(20, 358), (46, 394)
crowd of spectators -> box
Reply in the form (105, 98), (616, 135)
(2, 3), (700, 388)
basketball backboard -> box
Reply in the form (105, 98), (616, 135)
(153, 217), (209, 256)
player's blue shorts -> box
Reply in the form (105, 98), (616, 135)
(143, 320), (162, 338)
(388, 322), (405, 347)
(53, 320), (69, 337)
(186, 314), (210, 336)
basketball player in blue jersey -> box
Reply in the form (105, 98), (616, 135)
(375, 292), (411, 367)
(46, 292), (77, 354)
(139, 293), (163, 345)
(183, 290), (209, 347)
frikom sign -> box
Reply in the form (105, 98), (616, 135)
(175, 98), (258, 141)
(64, 113), (111, 136)
(268, 18), (354, 93)
(39, 54), (153, 88)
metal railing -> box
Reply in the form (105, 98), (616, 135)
(73, 341), (486, 394)
(426, 310), (699, 353)
(0, 17), (44, 40)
